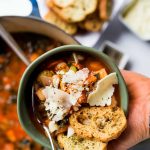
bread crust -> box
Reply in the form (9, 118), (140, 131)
(47, 0), (98, 23)
(52, 0), (74, 8)
(78, 11), (103, 32)
(44, 10), (77, 34)
(57, 134), (107, 150)
(99, 0), (112, 20)
(69, 106), (127, 142)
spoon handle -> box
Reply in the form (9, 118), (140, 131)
(0, 24), (30, 66)
(43, 125), (56, 150)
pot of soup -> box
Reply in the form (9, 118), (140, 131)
(0, 16), (79, 150)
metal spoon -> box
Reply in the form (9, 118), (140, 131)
(35, 112), (59, 150)
(32, 87), (58, 150)
(37, 118), (57, 150)
(0, 24), (30, 66)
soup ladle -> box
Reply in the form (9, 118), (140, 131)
(0, 24), (30, 66)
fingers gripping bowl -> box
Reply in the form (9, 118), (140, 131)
(17, 45), (128, 149)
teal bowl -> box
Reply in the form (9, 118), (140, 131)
(17, 45), (128, 149)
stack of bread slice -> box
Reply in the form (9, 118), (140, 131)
(45, 0), (112, 34)
(57, 106), (127, 150)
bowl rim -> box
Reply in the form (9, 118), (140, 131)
(17, 45), (128, 148)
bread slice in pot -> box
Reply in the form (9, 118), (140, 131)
(57, 134), (107, 150)
(69, 106), (127, 142)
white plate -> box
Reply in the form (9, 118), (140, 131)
(36, 0), (125, 47)
(0, 0), (32, 17)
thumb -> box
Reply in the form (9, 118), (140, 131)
(121, 70), (147, 86)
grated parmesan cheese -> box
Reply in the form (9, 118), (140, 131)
(124, 0), (150, 40)
(62, 68), (89, 84)
(42, 84), (84, 121)
(87, 72), (118, 106)
(67, 126), (75, 138)
(48, 121), (58, 133)
(42, 87), (72, 121)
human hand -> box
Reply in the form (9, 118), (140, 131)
(108, 70), (150, 150)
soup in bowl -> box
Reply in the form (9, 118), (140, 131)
(17, 45), (128, 149)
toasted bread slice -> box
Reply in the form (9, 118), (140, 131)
(44, 11), (77, 34)
(79, 11), (103, 32)
(52, 0), (74, 8)
(57, 134), (107, 150)
(47, 0), (98, 23)
(69, 106), (127, 142)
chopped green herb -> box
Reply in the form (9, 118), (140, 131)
(70, 65), (77, 72)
